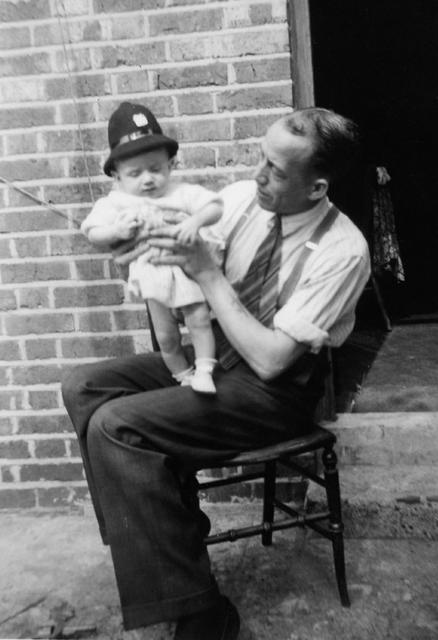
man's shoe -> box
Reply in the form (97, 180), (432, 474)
(174, 596), (240, 640)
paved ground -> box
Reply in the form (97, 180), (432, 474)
(1, 505), (438, 640)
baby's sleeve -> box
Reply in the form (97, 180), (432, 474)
(80, 196), (119, 236)
(178, 183), (223, 217)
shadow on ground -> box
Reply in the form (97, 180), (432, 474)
(1, 505), (437, 640)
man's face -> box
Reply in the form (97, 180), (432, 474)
(114, 148), (174, 198)
(254, 121), (317, 214)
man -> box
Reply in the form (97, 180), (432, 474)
(62, 108), (370, 639)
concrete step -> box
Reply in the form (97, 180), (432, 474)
(328, 411), (438, 466)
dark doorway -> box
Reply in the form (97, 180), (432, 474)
(309, 0), (438, 318)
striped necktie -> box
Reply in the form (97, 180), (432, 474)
(217, 215), (282, 369)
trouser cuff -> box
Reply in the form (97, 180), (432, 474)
(122, 584), (220, 630)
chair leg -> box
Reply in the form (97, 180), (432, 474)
(262, 460), (276, 546)
(322, 445), (351, 607)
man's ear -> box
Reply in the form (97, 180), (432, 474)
(309, 178), (329, 201)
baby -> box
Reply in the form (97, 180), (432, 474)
(81, 102), (224, 394)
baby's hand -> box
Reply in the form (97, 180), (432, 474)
(175, 218), (200, 245)
(114, 210), (142, 240)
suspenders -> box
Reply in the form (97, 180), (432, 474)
(225, 200), (340, 309)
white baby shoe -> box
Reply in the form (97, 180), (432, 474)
(191, 358), (217, 394)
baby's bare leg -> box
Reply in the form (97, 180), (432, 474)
(182, 302), (217, 394)
(147, 299), (193, 382)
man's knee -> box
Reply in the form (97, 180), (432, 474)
(61, 362), (95, 409)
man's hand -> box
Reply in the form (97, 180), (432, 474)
(148, 216), (217, 281)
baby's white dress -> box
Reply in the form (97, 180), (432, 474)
(81, 180), (224, 308)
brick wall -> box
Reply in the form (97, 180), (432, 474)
(0, 0), (294, 510)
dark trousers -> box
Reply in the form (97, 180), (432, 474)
(62, 352), (325, 630)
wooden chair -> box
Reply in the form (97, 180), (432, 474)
(146, 307), (350, 607)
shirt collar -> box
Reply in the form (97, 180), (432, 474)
(278, 196), (331, 237)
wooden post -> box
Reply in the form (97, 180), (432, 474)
(288, 0), (315, 108)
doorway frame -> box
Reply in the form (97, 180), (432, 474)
(288, 0), (315, 108)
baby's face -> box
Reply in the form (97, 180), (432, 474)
(114, 148), (174, 198)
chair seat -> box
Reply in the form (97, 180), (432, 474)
(209, 425), (336, 467)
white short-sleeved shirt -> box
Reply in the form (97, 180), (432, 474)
(218, 180), (371, 352)
(81, 180), (224, 309)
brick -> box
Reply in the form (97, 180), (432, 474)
(169, 28), (289, 61)
(46, 74), (110, 101)
(43, 128), (106, 154)
(5, 313), (74, 337)
(179, 146), (215, 170)
(217, 142), (261, 168)
(49, 232), (99, 256)
(77, 311), (112, 332)
(28, 390), (60, 411)
(156, 62), (227, 90)
(69, 439), (81, 457)
(216, 85), (292, 113)
(1, 466), (19, 482)
(43, 183), (95, 206)
(1, 261), (70, 284)
(0, 440), (29, 459)
(18, 287), (50, 309)
(0, 489), (36, 509)
(0, 238), (12, 259)
(53, 49), (92, 74)
(0, 52), (52, 78)
(37, 485), (89, 508)
(149, 8), (223, 36)
(172, 118), (232, 143)
(0, 0), (50, 22)
(34, 439), (67, 458)
(13, 236), (48, 259)
(94, 0), (154, 11)
(110, 14), (145, 39)
(113, 309), (148, 331)
(0, 390), (24, 411)
(0, 25), (31, 49)
(34, 19), (103, 46)
(0, 157), (63, 182)
(67, 156), (107, 179)
(233, 57), (291, 84)
(114, 69), (154, 94)
(95, 42), (166, 69)
(11, 363), (63, 386)
(0, 76), (45, 102)
(18, 413), (73, 435)
(0, 417), (14, 436)
(54, 283), (125, 308)
(61, 335), (135, 358)
(59, 101), (98, 126)
(0, 289), (17, 311)
(0, 104), (55, 129)
(0, 209), (68, 234)
(0, 367), (9, 386)
(21, 462), (84, 482)
(0, 339), (21, 361)
(177, 92), (213, 116)
(74, 259), (106, 280)
(25, 338), (57, 360)
(4, 131), (38, 155)
(234, 112), (287, 138)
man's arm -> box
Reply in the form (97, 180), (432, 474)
(148, 232), (307, 380)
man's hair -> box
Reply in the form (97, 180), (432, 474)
(280, 108), (360, 183)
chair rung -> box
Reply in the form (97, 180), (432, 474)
(280, 457), (326, 487)
(199, 470), (263, 490)
(205, 510), (333, 545)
